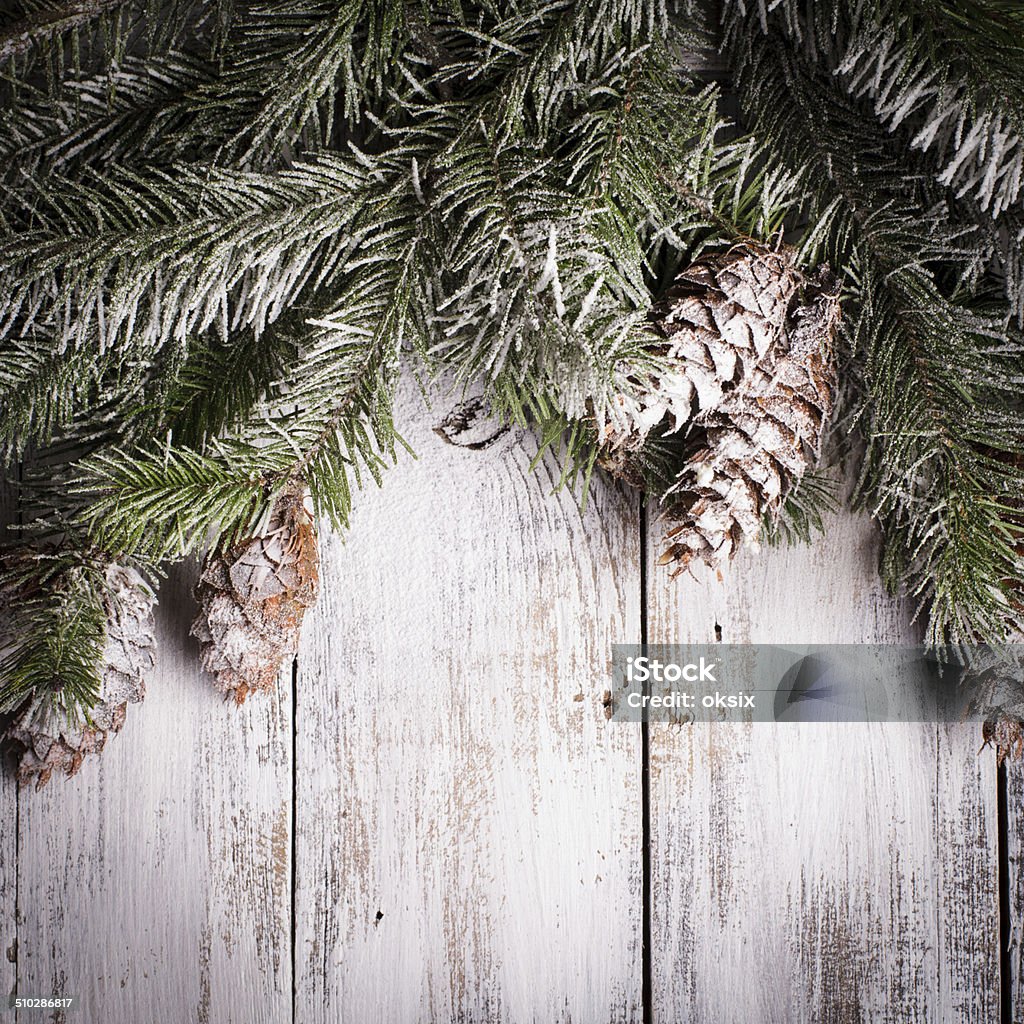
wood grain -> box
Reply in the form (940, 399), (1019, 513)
(1, 413), (1011, 1022)
(293, 383), (643, 1024)
(0, 732), (15, 1007)
(14, 565), (292, 1024)
(646, 506), (1000, 1023)
(0, 474), (18, 1005)
(1006, 759), (1024, 1022)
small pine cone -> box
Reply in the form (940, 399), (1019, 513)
(7, 564), (156, 788)
(983, 718), (1024, 765)
(594, 437), (649, 490)
(599, 240), (804, 471)
(659, 267), (841, 575)
(191, 487), (320, 703)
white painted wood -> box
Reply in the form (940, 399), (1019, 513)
(2, 413), (1010, 1022)
(935, 724), (999, 1021)
(0, 475), (18, 1004)
(0, 730), (15, 1006)
(1006, 759), (1024, 1019)
(14, 565), (292, 1024)
(646, 507), (1000, 1022)
(294, 382), (643, 1024)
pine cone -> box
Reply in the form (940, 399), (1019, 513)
(6, 564), (156, 788)
(983, 718), (1024, 765)
(599, 240), (804, 467)
(659, 266), (841, 575)
(191, 487), (320, 703)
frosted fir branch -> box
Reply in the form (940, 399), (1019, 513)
(725, 14), (1024, 645)
(184, 0), (423, 163)
(262, 270), (413, 521)
(0, 156), (372, 354)
(0, 53), (214, 185)
(0, 334), (98, 462)
(427, 121), (657, 421)
(153, 326), (298, 451)
(0, 0), (128, 62)
(71, 217), (423, 555)
(10, 208), (418, 541)
(0, 548), (112, 724)
(535, 225), (567, 319)
(837, 25), (1023, 215)
(725, 0), (1024, 216)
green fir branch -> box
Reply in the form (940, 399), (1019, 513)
(727, 0), (1024, 216)
(724, 11), (1024, 644)
(186, 0), (423, 162)
(0, 0), (128, 62)
(0, 548), (109, 724)
(0, 155), (371, 352)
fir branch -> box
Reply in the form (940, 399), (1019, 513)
(0, 333), (98, 461)
(724, 12), (1024, 643)
(429, 109), (661, 422)
(0, 155), (371, 353)
(847, 1), (1024, 151)
(0, 548), (109, 723)
(153, 324), (297, 450)
(74, 442), (273, 558)
(0, 0), (225, 109)
(0, 51), (214, 190)
(0, 0), (127, 62)
(563, 44), (722, 253)
(186, 0), (422, 162)
(439, 0), (680, 137)
(225, 172), (427, 526)
(730, 0), (1024, 215)
(72, 198), (425, 555)
(276, 288), (405, 495)
(762, 471), (838, 547)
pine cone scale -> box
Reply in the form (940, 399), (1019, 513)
(599, 240), (840, 575)
(600, 242), (808, 460)
(658, 257), (840, 574)
(191, 487), (320, 704)
(5, 564), (156, 788)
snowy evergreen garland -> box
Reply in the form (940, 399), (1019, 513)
(0, 0), (1022, 779)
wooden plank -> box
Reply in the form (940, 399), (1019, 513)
(0, 472), (19, 1005)
(14, 563), (292, 1024)
(935, 724), (999, 1020)
(647, 507), (1001, 1023)
(0, 732), (14, 1006)
(0, 703), (15, 1006)
(294, 383), (643, 1024)
(1006, 758), (1024, 1021)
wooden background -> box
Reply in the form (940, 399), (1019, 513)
(1, 382), (1021, 1024)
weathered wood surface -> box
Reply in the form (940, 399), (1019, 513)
(293, 385), (644, 1023)
(1007, 760), (1024, 1022)
(0, 476), (18, 1006)
(646, 508), (1001, 1023)
(0, 393), (1015, 1023)
(0, 728), (15, 1008)
(12, 566), (293, 1024)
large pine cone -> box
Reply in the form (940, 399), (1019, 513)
(191, 487), (320, 703)
(6, 563), (156, 788)
(659, 267), (841, 574)
(600, 240), (804, 463)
